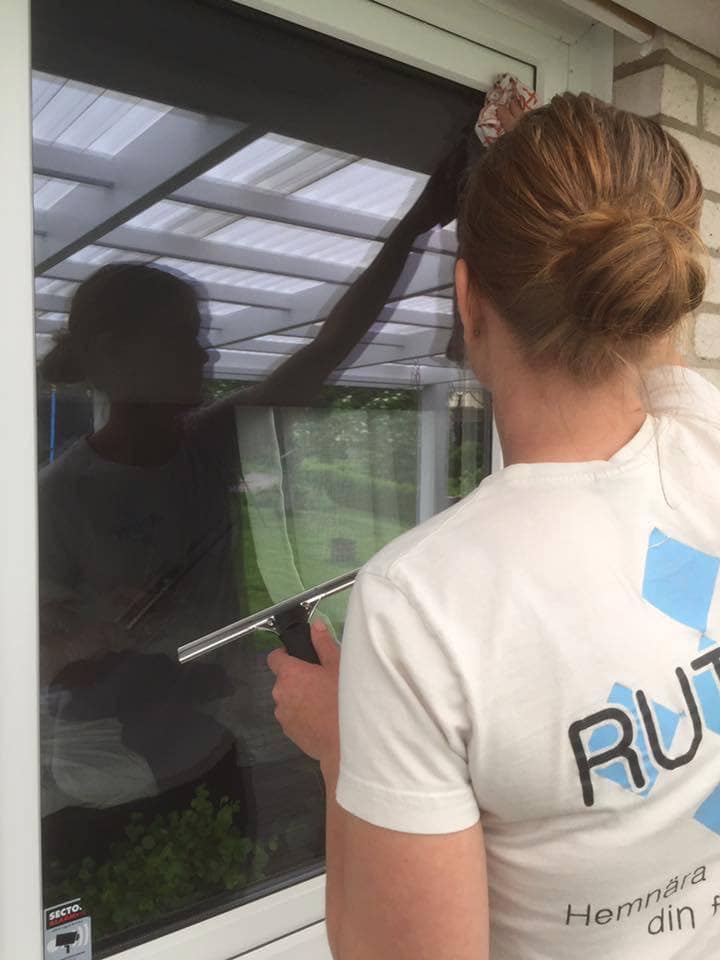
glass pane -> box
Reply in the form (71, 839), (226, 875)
(32, 1), (487, 953)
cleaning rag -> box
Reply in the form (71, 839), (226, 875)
(474, 73), (540, 146)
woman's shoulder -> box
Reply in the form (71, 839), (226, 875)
(644, 365), (720, 424)
(39, 438), (92, 488)
(361, 458), (629, 605)
(361, 481), (518, 588)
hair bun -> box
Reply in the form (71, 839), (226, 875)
(549, 205), (706, 344)
(457, 93), (707, 382)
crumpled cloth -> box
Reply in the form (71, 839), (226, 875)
(474, 73), (540, 146)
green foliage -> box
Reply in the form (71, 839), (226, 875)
(447, 435), (486, 499)
(201, 377), (254, 402)
(202, 379), (417, 413)
(298, 459), (417, 524)
(283, 406), (417, 480)
(44, 787), (278, 942)
(447, 440), (485, 499)
(311, 385), (417, 411)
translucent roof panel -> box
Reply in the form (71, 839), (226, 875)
(295, 160), (427, 220)
(424, 223), (458, 255)
(33, 179), (110, 221)
(258, 334), (313, 346)
(66, 245), (155, 267)
(35, 278), (80, 297)
(32, 71), (171, 157)
(32, 75), (100, 142)
(202, 306), (297, 347)
(36, 334), (57, 359)
(395, 295), (455, 315)
(205, 301), (250, 318)
(87, 100), (172, 156)
(32, 73), (66, 114)
(216, 347), (287, 359)
(372, 321), (422, 336)
(207, 218), (380, 268)
(30, 69), (454, 382)
(127, 200), (238, 238)
(36, 312), (69, 333)
(154, 258), (323, 294)
(33, 175), (78, 211)
(201, 133), (353, 194)
(399, 354), (452, 367)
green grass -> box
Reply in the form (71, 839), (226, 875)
(234, 497), (410, 642)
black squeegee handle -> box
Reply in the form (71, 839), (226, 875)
(274, 603), (320, 665)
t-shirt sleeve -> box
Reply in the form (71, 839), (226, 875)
(336, 569), (480, 834)
(644, 365), (720, 422)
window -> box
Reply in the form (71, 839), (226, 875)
(0, 0), (611, 957)
(31, 0), (496, 954)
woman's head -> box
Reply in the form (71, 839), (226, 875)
(455, 92), (707, 386)
(41, 263), (208, 405)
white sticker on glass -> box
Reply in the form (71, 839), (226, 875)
(44, 898), (92, 960)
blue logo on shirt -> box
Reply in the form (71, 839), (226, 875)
(568, 529), (720, 835)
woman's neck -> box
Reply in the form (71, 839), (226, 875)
(88, 403), (185, 467)
(492, 368), (647, 467)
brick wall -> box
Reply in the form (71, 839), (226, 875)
(613, 30), (720, 386)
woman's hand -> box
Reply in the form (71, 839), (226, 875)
(267, 620), (341, 764)
(406, 95), (533, 236)
(496, 96), (529, 134)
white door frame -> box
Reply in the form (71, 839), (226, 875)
(0, 1), (44, 959)
(0, 1), (612, 958)
(237, 0), (614, 101)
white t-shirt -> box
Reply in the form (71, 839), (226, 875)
(336, 366), (720, 960)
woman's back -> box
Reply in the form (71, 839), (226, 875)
(337, 364), (720, 958)
(262, 92), (720, 960)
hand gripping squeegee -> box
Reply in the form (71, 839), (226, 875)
(177, 569), (359, 665)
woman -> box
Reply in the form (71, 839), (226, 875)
(268, 92), (719, 959)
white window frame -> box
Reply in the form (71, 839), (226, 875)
(236, 0), (614, 102)
(0, 1), (612, 958)
(1, 2), (43, 959)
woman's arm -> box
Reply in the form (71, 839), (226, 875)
(241, 217), (436, 408)
(196, 134), (470, 416)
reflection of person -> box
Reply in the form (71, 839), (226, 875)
(39, 138), (467, 677)
(37, 138), (469, 853)
(270, 92), (719, 960)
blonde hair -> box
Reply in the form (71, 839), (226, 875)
(457, 92), (707, 383)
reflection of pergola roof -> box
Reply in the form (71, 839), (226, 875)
(33, 71), (462, 388)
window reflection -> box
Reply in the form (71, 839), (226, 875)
(36, 265), (489, 948)
(37, 266), (280, 943)
(32, 20), (488, 952)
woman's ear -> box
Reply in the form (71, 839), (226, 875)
(455, 259), (481, 345)
(455, 259), (496, 387)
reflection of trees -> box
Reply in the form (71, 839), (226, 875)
(208, 380), (419, 478)
(449, 391), (489, 499)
